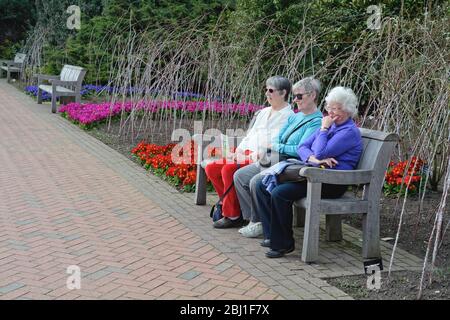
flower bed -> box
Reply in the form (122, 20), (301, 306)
(131, 140), (217, 192)
(25, 84), (218, 102)
(59, 100), (264, 129)
(384, 156), (426, 196)
(24, 84), (110, 101)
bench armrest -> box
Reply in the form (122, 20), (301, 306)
(192, 134), (245, 145)
(1, 61), (20, 67)
(0, 59), (13, 65)
(36, 74), (60, 85)
(299, 167), (373, 185)
(192, 133), (245, 165)
(193, 134), (222, 166)
(36, 74), (59, 80)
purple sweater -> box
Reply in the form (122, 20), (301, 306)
(297, 118), (363, 170)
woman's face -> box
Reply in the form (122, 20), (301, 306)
(292, 87), (315, 112)
(265, 85), (286, 107)
(326, 102), (350, 124)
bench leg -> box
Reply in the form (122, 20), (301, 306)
(301, 182), (321, 263)
(326, 215), (342, 241)
(195, 165), (207, 205)
(293, 203), (305, 227)
(37, 87), (43, 104)
(51, 95), (57, 113)
(362, 210), (381, 258)
(75, 93), (81, 104)
(6, 70), (11, 83)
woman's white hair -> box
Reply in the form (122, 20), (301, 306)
(325, 86), (359, 117)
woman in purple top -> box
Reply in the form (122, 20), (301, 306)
(253, 86), (363, 258)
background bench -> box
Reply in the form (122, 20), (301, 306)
(0, 53), (26, 83)
(36, 65), (87, 113)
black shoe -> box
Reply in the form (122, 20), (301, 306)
(260, 239), (271, 248)
(213, 217), (244, 229)
(265, 246), (295, 258)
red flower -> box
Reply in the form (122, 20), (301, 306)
(182, 170), (197, 186)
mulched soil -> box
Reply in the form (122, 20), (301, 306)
(328, 190), (449, 300)
(81, 116), (449, 300)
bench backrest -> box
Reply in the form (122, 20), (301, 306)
(357, 127), (399, 191)
(59, 65), (86, 84)
(14, 53), (26, 64)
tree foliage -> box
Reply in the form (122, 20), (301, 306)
(0, 0), (36, 57)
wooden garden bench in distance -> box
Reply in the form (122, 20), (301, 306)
(35, 64), (87, 113)
(0, 53), (26, 83)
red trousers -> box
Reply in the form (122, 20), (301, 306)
(205, 159), (251, 218)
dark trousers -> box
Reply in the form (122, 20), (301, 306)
(254, 179), (348, 250)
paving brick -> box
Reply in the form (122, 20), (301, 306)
(178, 270), (202, 281)
(0, 282), (25, 294)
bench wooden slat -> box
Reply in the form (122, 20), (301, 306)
(295, 196), (369, 215)
(14, 53), (26, 64)
(38, 84), (75, 94)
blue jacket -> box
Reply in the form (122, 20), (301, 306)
(297, 118), (363, 170)
(271, 110), (322, 157)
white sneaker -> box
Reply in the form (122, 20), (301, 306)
(240, 222), (263, 238)
(239, 221), (255, 234)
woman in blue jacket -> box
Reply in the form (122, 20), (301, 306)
(255, 86), (363, 258)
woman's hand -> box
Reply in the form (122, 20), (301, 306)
(320, 158), (338, 168)
(321, 115), (338, 129)
(308, 155), (338, 168)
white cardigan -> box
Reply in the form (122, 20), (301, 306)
(237, 104), (293, 153)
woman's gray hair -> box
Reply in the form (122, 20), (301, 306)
(325, 86), (359, 117)
(292, 77), (321, 103)
(266, 76), (291, 101)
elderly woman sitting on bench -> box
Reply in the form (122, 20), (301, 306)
(253, 86), (363, 258)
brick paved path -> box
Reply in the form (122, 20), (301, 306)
(0, 79), (422, 300)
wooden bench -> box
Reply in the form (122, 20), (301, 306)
(287, 128), (398, 263)
(36, 65), (87, 113)
(0, 53), (26, 83)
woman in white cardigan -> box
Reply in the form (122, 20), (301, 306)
(206, 76), (294, 229)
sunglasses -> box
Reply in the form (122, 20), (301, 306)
(265, 88), (281, 93)
(292, 92), (310, 100)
